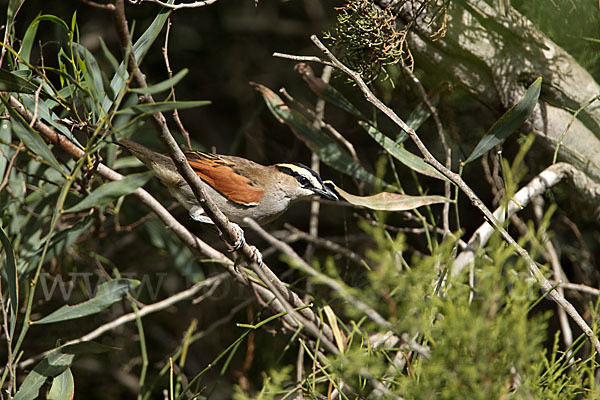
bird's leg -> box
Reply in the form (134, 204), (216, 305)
(189, 206), (213, 224)
(189, 207), (263, 268)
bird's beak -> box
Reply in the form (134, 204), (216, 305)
(313, 184), (339, 201)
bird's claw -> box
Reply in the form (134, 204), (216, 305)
(230, 223), (246, 252)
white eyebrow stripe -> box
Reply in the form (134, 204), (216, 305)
(277, 163), (322, 188)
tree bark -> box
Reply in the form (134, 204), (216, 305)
(389, 0), (600, 181)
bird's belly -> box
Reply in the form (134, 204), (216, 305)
(169, 181), (290, 226)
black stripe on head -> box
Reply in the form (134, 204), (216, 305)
(276, 163), (324, 189)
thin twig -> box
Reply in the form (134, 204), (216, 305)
(111, 1), (335, 346)
(17, 273), (229, 369)
(81, 0), (116, 10)
(0, 143), (23, 193)
(129, 0), (218, 9)
(279, 87), (360, 163)
(272, 52), (334, 66)
(533, 197), (572, 349)
(245, 218), (391, 329)
(282, 223), (369, 268)
(3, 94), (319, 345)
(310, 34), (600, 353)
(162, 17), (192, 150)
(403, 67), (451, 234)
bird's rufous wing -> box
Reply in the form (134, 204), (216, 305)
(184, 151), (264, 206)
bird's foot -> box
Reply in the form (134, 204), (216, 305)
(189, 209), (263, 269)
(189, 206), (213, 224)
(233, 245), (263, 272)
(229, 222), (246, 252)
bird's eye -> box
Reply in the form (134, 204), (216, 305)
(297, 176), (310, 186)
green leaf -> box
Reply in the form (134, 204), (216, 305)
(32, 279), (140, 325)
(325, 180), (450, 211)
(320, 84), (367, 121)
(64, 172), (152, 213)
(44, 217), (93, 262)
(20, 14), (70, 65)
(14, 342), (110, 400)
(359, 122), (448, 181)
(73, 43), (104, 104)
(102, 6), (172, 112)
(252, 82), (391, 189)
(401, 90), (442, 142)
(0, 225), (18, 325)
(47, 368), (74, 400)
(20, 95), (83, 148)
(0, 68), (38, 93)
(464, 77), (542, 164)
(130, 68), (189, 94)
(1, 96), (66, 174)
(118, 100), (211, 115)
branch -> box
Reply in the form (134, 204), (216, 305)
(17, 273), (230, 369)
(453, 162), (600, 275)
(4, 94), (328, 346)
(111, 1), (336, 346)
(310, 35), (600, 354)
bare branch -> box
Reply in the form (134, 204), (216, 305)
(310, 34), (600, 353)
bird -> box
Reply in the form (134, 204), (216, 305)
(118, 138), (338, 260)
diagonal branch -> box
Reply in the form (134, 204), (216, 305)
(309, 34), (600, 354)
(110, 0), (335, 346)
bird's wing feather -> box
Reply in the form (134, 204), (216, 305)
(184, 151), (264, 206)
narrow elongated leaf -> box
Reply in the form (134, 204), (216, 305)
(73, 43), (104, 103)
(32, 279), (140, 324)
(1, 97), (66, 174)
(65, 172), (152, 213)
(296, 63), (366, 120)
(400, 89), (442, 142)
(325, 181), (450, 211)
(359, 122), (448, 181)
(320, 84), (367, 121)
(118, 100), (211, 115)
(0, 225), (18, 322)
(20, 14), (70, 65)
(0, 69), (38, 93)
(20, 95), (83, 148)
(130, 68), (189, 94)
(102, 6), (172, 112)
(253, 83), (391, 188)
(14, 342), (110, 400)
(47, 368), (74, 400)
(465, 77), (542, 164)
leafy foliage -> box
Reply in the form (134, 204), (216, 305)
(0, 2), (598, 399)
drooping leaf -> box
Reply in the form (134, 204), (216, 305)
(20, 14), (69, 65)
(118, 100), (211, 115)
(130, 68), (189, 94)
(64, 172), (152, 213)
(252, 82), (391, 189)
(325, 180), (450, 211)
(32, 279), (140, 324)
(296, 63), (366, 120)
(0, 68), (38, 93)
(359, 122), (448, 181)
(1, 96), (66, 174)
(464, 77), (542, 164)
(0, 225), (18, 324)
(14, 342), (110, 400)
(47, 368), (74, 400)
